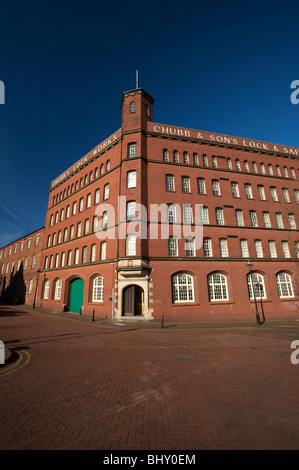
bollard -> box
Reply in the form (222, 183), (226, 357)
(161, 312), (164, 328)
(91, 309), (95, 322)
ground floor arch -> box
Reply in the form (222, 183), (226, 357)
(122, 284), (144, 316)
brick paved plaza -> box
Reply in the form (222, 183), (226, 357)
(0, 305), (299, 450)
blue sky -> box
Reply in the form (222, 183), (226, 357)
(0, 0), (299, 247)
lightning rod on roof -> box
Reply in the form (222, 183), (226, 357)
(136, 70), (139, 89)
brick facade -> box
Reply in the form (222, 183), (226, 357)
(4, 88), (298, 321)
(0, 228), (44, 306)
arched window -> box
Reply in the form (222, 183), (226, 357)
(54, 279), (62, 300)
(172, 273), (194, 302)
(130, 101), (136, 113)
(208, 273), (228, 301)
(43, 280), (50, 299)
(92, 276), (104, 302)
(100, 164), (104, 176)
(276, 273), (294, 298)
(163, 149), (169, 162)
(246, 272), (266, 300)
(106, 160), (110, 171)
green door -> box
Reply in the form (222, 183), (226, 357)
(68, 278), (84, 313)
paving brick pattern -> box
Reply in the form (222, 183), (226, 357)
(0, 305), (299, 450)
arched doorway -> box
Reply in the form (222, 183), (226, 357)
(68, 278), (84, 313)
(122, 285), (144, 316)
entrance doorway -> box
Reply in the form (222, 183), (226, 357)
(68, 278), (84, 313)
(122, 285), (144, 316)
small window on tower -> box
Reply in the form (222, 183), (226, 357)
(130, 101), (136, 113)
(145, 104), (149, 116)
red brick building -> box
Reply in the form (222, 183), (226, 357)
(0, 227), (44, 306)
(33, 88), (299, 321)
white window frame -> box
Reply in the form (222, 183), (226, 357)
(276, 273), (294, 298)
(92, 276), (104, 302)
(208, 273), (229, 301)
(173, 274), (194, 303)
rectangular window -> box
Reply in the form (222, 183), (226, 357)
(276, 212), (284, 228)
(200, 206), (209, 224)
(165, 175), (175, 191)
(93, 216), (98, 232)
(219, 238), (229, 257)
(79, 198), (84, 212)
(168, 236), (178, 256)
(101, 241), (107, 260)
(102, 212), (108, 229)
(127, 170), (137, 188)
(282, 241), (290, 258)
(54, 280), (62, 300)
(182, 176), (190, 193)
(245, 183), (253, 199)
(236, 209), (244, 226)
(67, 251), (72, 266)
(74, 248), (80, 265)
(167, 204), (176, 223)
(183, 204), (193, 224)
(86, 193), (91, 208)
(35, 235), (40, 246)
(282, 188), (290, 203)
(84, 219), (89, 235)
(227, 158), (232, 170)
(193, 153), (199, 166)
(128, 143), (137, 158)
(236, 159), (241, 171)
(66, 205), (70, 218)
(212, 180), (220, 196)
(82, 246), (88, 263)
(263, 212), (271, 228)
(31, 254), (36, 269)
(231, 182), (239, 198)
(127, 201), (137, 220)
(173, 150), (179, 163)
(254, 240), (263, 258)
(250, 210), (258, 227)
(288, 214), (296, 230)
(203, 155), (208, 167)
(240, 239), (249, 257)
(185, 237), (195, 257)
(203, 238), (212, 257)
(77, 222), (82, 238)
(268, 241), (277, 258)
(91, 244), (97, 262)
(212, 156), (217, 168)
(215, 208), (224, 225)
(183, 152), (189, 164)
(257, 185), (266, 200)
(270, 187), (278, 201)
(72, 201), (77, 215)
(94, 189), (100, 204)
(197, 178), (206, 194)
(126, 235), (136, 256)
(104, 184), (109, 200)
